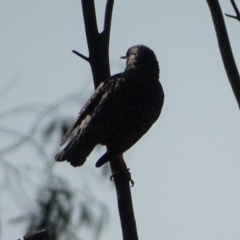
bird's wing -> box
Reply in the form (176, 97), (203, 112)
(60, 73), (123, 145)
(96, 82), (164, 167)
(112, 81), (164, 139)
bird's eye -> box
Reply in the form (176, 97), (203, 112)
(129, 53), (136, 59)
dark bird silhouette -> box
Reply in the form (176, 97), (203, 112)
(55, 45), (164, 168)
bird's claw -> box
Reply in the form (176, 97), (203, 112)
(110, 168), (134, 187)
(129, 178), (134, 187)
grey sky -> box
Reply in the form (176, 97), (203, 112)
(1, 0), (240, 239)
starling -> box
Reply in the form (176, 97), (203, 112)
(55, 45), (164, 168)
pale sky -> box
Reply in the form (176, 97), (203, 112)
(1, 0), (240, 240)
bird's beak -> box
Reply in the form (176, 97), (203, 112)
(120, 55), (127, 59)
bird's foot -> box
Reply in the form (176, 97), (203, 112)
(110, 168), (134, 187)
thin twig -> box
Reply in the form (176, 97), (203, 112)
(206, 0), (240, 109)
(72, 50), (89, 62)
(225, 0), (240, 21)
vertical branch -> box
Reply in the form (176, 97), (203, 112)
(81, 0), (98, 49)
(80, 1), (138, 240)
(206, 0), (240, 109)
(100, 0), (114, 79)
(110, 157), (139, 240)
(80, 0), (111, 88)
(103, 0), (114, 41)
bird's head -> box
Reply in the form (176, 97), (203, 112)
(121, 45), (159, 78)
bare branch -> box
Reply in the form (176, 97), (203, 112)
(80, 1), (139, 239)
(206, 0), (240, 109)
(81, 0), (98, 51)
(110, 156), (138, 240)
(225, 0), (240, 21)
(24, 229), (50, 240)
(100, 0), (114, 80)
(72, 50), (89, 62)
(103, 0), (114, 43)
(81, 0), (111, 88)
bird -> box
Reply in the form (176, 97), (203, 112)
(55, 45), (164, 168)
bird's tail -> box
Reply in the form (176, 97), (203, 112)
(55, 136), (96, 167)
(95, 151), (113, 167)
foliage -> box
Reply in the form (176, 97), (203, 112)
(0, 90), (110, 240)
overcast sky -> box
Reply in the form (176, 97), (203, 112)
(1, 0), (240, 240)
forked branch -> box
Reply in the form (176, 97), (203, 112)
(80, 1), (138, 240)
(206, 0), (240, 109)
(225, 0), (240, 21)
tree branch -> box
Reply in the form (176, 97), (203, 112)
(225, 0), (240, 21)
(72, 50), (89, 62)
(81, 0), (111, 88)
(103, 0), (114, 31)
(110, 156), (138, 240)
(24, 229), (50, 240)
(206, 0), (240, 109)
(81, 0), (98, 52)
(80, 1), (138, 240)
